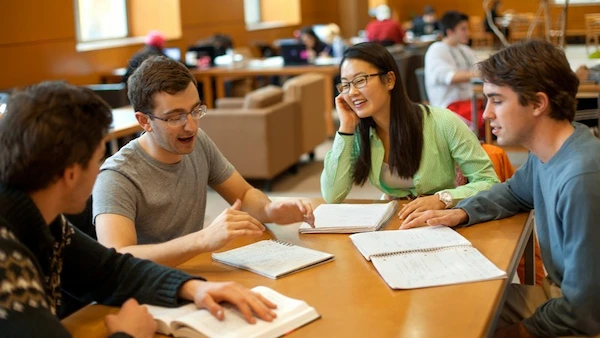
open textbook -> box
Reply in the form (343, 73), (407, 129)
(350, 226), (507, 289)
(145, 286), (320, 338)
(298, 201), (398, 233)
(212, 240), (334, 279)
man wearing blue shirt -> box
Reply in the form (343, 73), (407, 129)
(401, 40), (600, 337)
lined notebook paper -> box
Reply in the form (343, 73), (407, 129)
(350, 226), (506, 289)
(212, 240), (334, 279)
(298, 201), (397, 234)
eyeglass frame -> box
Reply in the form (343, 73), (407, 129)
(336, 72), (387, 94)
(145, 103), (207, 127)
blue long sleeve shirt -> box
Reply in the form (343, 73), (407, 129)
(457, 123), (600, 337)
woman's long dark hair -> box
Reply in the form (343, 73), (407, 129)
(341, 42), (428, 186)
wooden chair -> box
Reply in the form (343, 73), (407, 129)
(470, 16), (494, 49)
(585, 13), (600, 54)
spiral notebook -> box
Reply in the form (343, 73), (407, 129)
(350, 226), (507, 289)
(212, 240), (334, 279)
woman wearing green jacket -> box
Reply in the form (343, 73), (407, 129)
(321, 42), (499, 223)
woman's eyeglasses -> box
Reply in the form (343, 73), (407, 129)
(336, 73), (385, 94)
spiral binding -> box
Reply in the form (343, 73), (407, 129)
(374, 244), (473, 257)
(271, 239), (294, 247)
(270, 240), (330, 256)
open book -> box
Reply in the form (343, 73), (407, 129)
(298, 201), (398, 234)
(350, 226), (507, 289)
(145, 286), (320, 338)
(212, 240), (334, 279)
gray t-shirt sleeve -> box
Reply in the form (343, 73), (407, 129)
(92, 169), (140, 224)
(197, 129), (235, 186)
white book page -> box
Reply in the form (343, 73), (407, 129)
(350, 226), (472, 260)
(298, 201), (396, 230)
(371, 246), (507, 289)
(212, 240), (333, 279)
(144, 303), (198, 335)
(172, 286), (312, 338)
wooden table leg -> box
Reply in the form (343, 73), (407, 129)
(524, 230), (535, 285)
(201, 76), (214, 108)
(216, 77), (226, 100)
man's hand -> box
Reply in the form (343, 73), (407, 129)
(494, 322), (536, 338)
(105, 298), (157, 338)
(180, 280), (277, 324)
(576, 65), (590, 81)
(397, 195), (446, 220)
(265, 200), (315, 227)
(200, 199), (265, 252)
(399, 209), (468, 230)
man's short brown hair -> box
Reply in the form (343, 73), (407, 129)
(478, 39), (579, 121)
(0, 82), (113, 192)
(127, 55), (198, 114)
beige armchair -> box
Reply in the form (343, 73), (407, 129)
(282, 73), (327, 160)
(201, 85), (299, 190)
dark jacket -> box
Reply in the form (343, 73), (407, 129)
(0, 185), (201, 337)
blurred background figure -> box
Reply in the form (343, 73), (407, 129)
(122, 30), (166, 83)
(412, 5), (440, 37)
(365, 4), (405, 46)
(484, 0), (509, 41)
(299, 26), (333, 60)
(321, 23), (347, 58)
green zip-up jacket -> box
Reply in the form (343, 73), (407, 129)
(321, 106), (499, 204)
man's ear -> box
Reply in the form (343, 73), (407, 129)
(531, 92), (550, 117)
(135, 112), (152, 132)
(61, 165), (79, 190)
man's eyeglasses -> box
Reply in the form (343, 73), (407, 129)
(146, 104), (207, 127)
(336, 73), (386, 94)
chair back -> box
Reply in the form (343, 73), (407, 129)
(415, 68), (428, 103)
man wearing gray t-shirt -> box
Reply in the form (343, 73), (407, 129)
(93, 56), (314, 267)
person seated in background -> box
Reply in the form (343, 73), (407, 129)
(122, 30), (166, 84)
(365, 4), (405, 46)
(299, 26), (333, 60)
(412, 5), (440, 37)
(0, 82), (278, 337)
(93, 56), (314, 268)
(401, 40), (600, 338)
(424, 11), (483, 133)
(576, 64), (600, 83)
(321, 42), (499, 220)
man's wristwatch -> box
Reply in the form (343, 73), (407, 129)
(436, 191), (453, 209)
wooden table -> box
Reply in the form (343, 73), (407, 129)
(62, 199), (534, 338)
(191, 64), (339, 137)
(108, 106), (142, 154)
(472, 81), (600, 144)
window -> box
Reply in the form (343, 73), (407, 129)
(554, 0), (600, 4)
(75, 0), (128, 42)
(244, 0), (300, 30)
